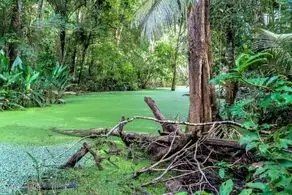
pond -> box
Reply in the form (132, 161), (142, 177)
(0, 87), (189, 194)
(0, 87), (189, 145)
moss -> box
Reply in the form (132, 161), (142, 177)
(59, 157), (166, 195)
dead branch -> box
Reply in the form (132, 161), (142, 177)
(144, 96), (180, 134)
(87, 145), (103, 170)
(59, 142), (91, 169)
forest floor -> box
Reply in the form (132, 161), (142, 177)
(0, 87), (189, 194)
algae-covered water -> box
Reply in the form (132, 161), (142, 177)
(0, 87), (189, 145)
(0, 88), (189, 194)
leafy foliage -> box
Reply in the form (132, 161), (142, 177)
(0, 51), (71, 110)
(212, 50), (292, 194)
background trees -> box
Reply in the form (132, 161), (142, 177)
(0, 0), (291, 114)
(0, 0), (186, 94)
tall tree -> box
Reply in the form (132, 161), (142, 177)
(187, 0), (215, 134)
(171, 19), (184, 91)
(135, 0), (216, 134)
(47, 0), (86, 64)
(8, 0), (23, 69)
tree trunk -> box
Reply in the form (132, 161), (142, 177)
(187, 0), (215, 135)
(78, 45), (88, 84)
(37, 0), (44, 29)
(59, 28), (66, 64)
(170, 64), (177, 91)
(78, 36), (91, 84)
(71, 44), (77, 80)
(171, 20), (184, 91)
(71, 10), (80, 80)
(225, 27), (238, 119)
(88, 52), (94, 77)
(8, 0), (22, 69)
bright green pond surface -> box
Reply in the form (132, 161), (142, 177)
(0, 87), (189, 145)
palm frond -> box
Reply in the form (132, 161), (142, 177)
(254, 28), (292, 67)
(255, 29), (292, 50)
(133, 0), (190, 40)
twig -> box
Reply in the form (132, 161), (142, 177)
(104, 115), (244, 138)
(131, 116), (244, 129)
(133, 140), (193, 178)
(161, 166), (217, 183)
(194, 142), (219, 194)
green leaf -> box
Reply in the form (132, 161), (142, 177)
(175, 192), (188, 195)
(279, 160), (292, 168)
(11, 56), (23, 71)
(260, 123), (273, 129)
(193, 191), (211, 195)
(265, 76), (279, 86)
(254, 166), (268, 176)
(246, 182), (268, 191)
(279, 139), (292, 149)
(239, 189), (253, 195)
(259, 144), (269, 154)
(231, 99), (254, 117)
(242, 120), (258, 129)
(26, 152), (39, 166)
(209, 72), (241, 85)
(246, 141), (259, 151)
(235, 52), (271, 73)
(239, 133), (258, 146)
(219, 168), (225, 179)
(245, 77), (269, 86)
(276, 86), (292, 92)
(219, 179), (233, 195)
(235, 53), (249, 68)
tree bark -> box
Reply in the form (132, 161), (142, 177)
(187, 0), (215, 135)
(171, 20), (184, 91)
(59, 142), (90, 168)
(59, 28), (66, 64)
(71, 44), (77, 79)
(225, 27), (238, 119)
(78, 39), (90, 84)
(88, 52), (94, 77)
(8, 0), (23, 69)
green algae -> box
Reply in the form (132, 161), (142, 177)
(0, 87), (189, 145)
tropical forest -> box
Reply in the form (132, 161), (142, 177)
(0, 0), (291, 194)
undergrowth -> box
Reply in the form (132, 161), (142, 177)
(211, 51), (292, 194)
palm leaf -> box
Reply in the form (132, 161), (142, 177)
(254, 29), (292, 67)
(133, 0), (190, 40)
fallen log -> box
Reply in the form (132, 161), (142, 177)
(51, 96), (249, 194)
(203, 138), (244, 149)
(50, 127), (110, 138)
(52, 128), (244, 150)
